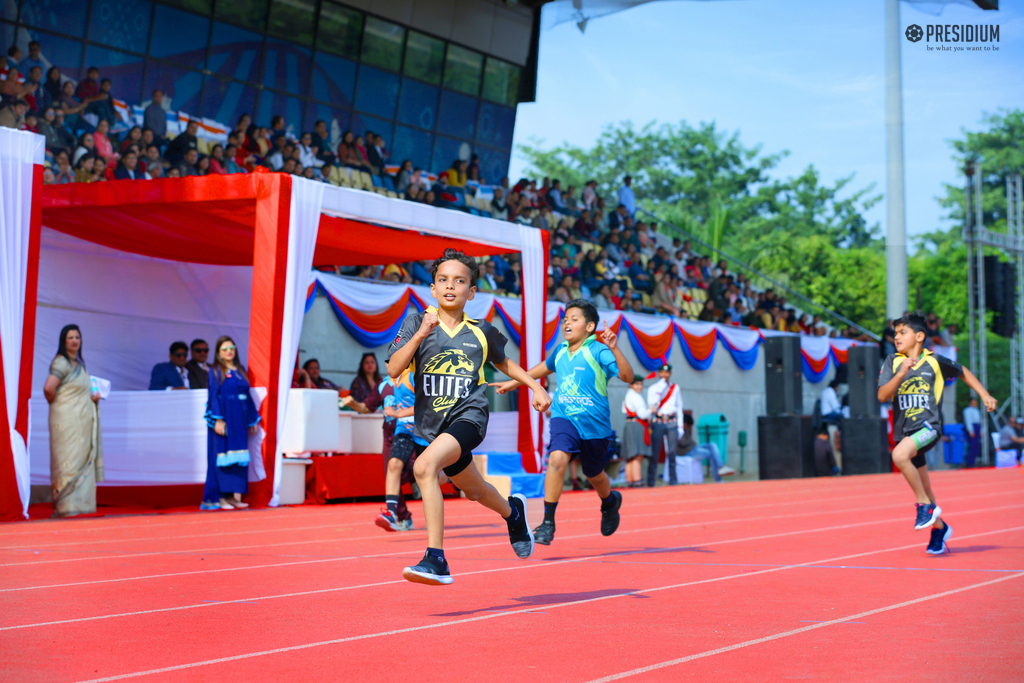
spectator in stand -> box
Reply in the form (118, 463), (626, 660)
(143, 144), (166, 177)
(0, 68), (33, 105)
(73, 153), (96, 183)
(195, 154), (211, 176)
(444, 158), (467, 187)
(20, 41), (43, 76)
(93, 119), (116, 163)
(269, 114), (288, 142)
(58, 81), (88, 129)
(467, 153), (482, 182)
(44, 324), (104, 517)
(208, 144), (228, 174)
(310, 120), (336, 166)
(184, 339), (211, 390)
(43, 67), (64, 110)
(353, 135), (372, 171)
(143, 89), (167, 144)
(608, 203), (629, 231)
(491, 187), (509, 220)
(165, 119), (199, 166)
(652, 275), (681, 317)
(177, 148), (200, 177)
(23, 65), (43, 110)
(394, 159), (413, 193)
(303, 358), (338, 389)
(478, 261), (502, 293)
(349, 352), (383, 412)
(547, 179), (568, 212)
(298, 132), (324, 172)
(113, 149), (142, 180)
(150, 341), (191, 390)
(94, 156), (110, 181)
(999, 416), (1024, 463)
(119, 125), (142, 154)
(337, 130), (365, 170)
(405, 183), (422, 202)
(53, 150), (74, 184)
(618, 175), (636, 217)
(582, 179), (599, 211)
(166, 167), (181, 178)
(564, 185), (580, 213)
(698, 299), (723, 323)
(727, 300), (747, 325)
(251, 125), (272, 160)
(92, 77), (116, 126)
(38, 108), (69, 153)
(367, 133), (387, 176)
(43, 166), (56, 184)
(6, 44), (21, 70)
(502, 259), (522, 295)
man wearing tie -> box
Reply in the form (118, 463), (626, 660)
(647, 363), (684, 486)
(149, 341), (191, 390)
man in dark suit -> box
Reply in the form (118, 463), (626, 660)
(366, 133), (386, 176)
(113, 150), (142, 180)
(185, 338), (210, 390)
(149, 341), (191, 390)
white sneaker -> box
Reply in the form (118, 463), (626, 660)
(717, 466), (736, 476)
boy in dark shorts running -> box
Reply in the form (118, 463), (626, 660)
(386, 249), (551, 585)
(494, 299), (634, 546)
(878, 312), (997, 555)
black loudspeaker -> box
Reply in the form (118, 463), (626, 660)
(840, 417), (890, 475)
(847, 345), (881, 418)
(984, 255), (1017, 338)
(764, 336), (803, 416)
(758, 415), (814, 479)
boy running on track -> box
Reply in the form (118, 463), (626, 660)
(494, 299), (634, 546)
(877, 312), (997, 555)
(386, 249), (551, 585)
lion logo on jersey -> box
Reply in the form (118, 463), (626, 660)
(897, 375), (932, 420)
(423, 349), (476, 376)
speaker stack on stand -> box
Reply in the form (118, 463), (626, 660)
(758, 337), (814, 479)
(841, 345), (891, 474)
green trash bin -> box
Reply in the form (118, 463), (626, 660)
(696, 413), (730, 466)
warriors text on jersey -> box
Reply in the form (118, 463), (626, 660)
(386, 308), (507, 443)
(878, 349), (962, 437)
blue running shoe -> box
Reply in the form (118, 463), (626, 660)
(914, 503), (942, 530)
(507, 494), (534, 559)
(926, 521), (952, 555)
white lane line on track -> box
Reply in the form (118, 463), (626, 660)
(0, 476), (927, 550)
(0, 475), (907, 538)
(62, 524), (1024, 683)
(0, 489), (1015, 570)
(4, 512), (1022, 633)
(0, 494), (1016, 589)
(581, 570), (1024, 682)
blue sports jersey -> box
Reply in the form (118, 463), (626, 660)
(380, 373), (427, 445)
(545, 336), (618, 440)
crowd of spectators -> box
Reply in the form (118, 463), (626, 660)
(4, 42), (870, 340)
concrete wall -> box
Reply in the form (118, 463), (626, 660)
(298, 294), (837, 477)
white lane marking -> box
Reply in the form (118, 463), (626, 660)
(582, 571), (1024, 682)
(62, 525), (1024, 683)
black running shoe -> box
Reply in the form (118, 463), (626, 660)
(914, 503), (942, 530)
(926, 521), (952, 555)
(533, 520), (555, 546)
(600, 490), (623, 537)
(402, 553), (453, 585)
(507, 494), (534, 559)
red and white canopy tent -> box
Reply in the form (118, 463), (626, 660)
(0, 128), (548, 521)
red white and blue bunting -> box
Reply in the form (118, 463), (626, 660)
(309, 273), (868, 382)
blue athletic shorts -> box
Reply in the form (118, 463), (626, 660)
(548, 417), (611, 478)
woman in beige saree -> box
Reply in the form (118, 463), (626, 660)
(43, 324), (103, 517)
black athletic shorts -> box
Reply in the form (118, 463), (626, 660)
(904, 422), (941, 469)
(389, 433), (416, 466)
(413, 420), (483, 477)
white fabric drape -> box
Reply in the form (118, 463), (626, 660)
(269, 177), (324, 506)
(0, 129), (44, 519)
(34, 229), (253, 391)
(518, 225), (545, 467)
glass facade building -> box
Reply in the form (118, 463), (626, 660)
(2, 0), (521, 181)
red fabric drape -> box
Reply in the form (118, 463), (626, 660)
(247, 174), (292, 506)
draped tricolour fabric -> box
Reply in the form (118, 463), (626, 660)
(0, 129), (44, 521)
(268, 177), (324, 506)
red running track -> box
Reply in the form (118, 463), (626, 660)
(2, 468), (1023, 682)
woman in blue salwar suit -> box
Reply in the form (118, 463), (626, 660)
(201, 336), (260, 511)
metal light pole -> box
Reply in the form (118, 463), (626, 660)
(885, 0), (909, 319)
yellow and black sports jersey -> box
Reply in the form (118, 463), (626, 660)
(386, 307), (507, 443)
(878, 350), (962, 437)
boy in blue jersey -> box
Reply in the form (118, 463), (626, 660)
(376, 368), (442, 532)
(495, 299), (635, 545)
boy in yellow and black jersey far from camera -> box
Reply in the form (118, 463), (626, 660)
(386, 249), (551, 585)
(878, 312), (997, 555)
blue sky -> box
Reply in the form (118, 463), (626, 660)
(509, 0), (1024, 243)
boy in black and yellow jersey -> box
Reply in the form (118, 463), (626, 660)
(386, 249), (552, 585)
(878, 313), (997, 555)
